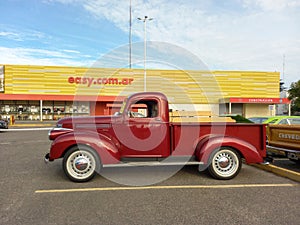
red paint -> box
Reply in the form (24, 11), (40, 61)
(47, 92), (266, 173)
(67, 76), (134, 87)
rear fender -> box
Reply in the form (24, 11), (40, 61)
(196, 136), (264, 164)
(49, 131), (120, 164)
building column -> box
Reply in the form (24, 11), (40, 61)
(40, 100), (43, 121)
(229, 102), (232, 114)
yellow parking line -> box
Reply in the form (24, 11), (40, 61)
(35, 183), (297, 194)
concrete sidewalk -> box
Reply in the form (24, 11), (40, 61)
(10, 120), (57, 128)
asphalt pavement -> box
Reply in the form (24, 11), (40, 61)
(0, 129), (299, 225)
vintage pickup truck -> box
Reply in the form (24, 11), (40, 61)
(267, 124), (300, 164)
(45, 92), (267, 182)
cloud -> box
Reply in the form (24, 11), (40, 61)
(0, 27), (49, 42)
(241, 0), (300, 11)
(4, 0), (300, 86)
(0, 31), (23, 41)
(0, 47), (93, 66)
(62, 49), (81, 54)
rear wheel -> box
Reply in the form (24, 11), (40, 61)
(63, 146), (100, 182)
(207, 147), (241, 180)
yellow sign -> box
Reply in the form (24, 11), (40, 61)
(2, 64), (280, 104)
(0, 65), (4, 92)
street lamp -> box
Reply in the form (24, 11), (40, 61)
(138, 16), (153, 92)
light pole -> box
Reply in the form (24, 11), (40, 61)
(138, 16), (153, 92)
(129, 0), (132, 69)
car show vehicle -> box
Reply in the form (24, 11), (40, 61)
(248, 116), (300, 124)
(263, 116), (300, 125)
(0, 119), (8, 129)
(45, 92), (267, 182)
(248, 117), (269, 124)
(266, 124), (300, 164)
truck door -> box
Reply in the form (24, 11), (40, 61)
(115, 98), (170, 157)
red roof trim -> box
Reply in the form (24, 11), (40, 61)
(228, 97), (291, 104)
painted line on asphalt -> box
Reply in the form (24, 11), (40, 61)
(0, 140), (49, 145)
(35, 183), (297, 194)
(253, 164), (300, 183)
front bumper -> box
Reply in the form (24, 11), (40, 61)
(44, 153), (54, 163)
(267, 145), (300, 161)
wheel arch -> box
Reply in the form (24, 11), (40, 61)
(62, 143), (101, 164)
(195, 135), (264, 164)
(50, 131), (121, 164)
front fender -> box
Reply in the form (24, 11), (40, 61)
(196, 136), (264, 164)
(49, 131), (120, 164)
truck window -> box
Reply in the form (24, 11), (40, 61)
(129, 100), (159, 118)
(278, 119), (288, 125)
(290, 119), (300, 125)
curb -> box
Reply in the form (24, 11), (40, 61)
(10, 124), (54, 127)
(253, 163), (300, 183)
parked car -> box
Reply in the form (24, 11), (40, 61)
(263, 116), (300, 125)
(0, 120), (8, 129)
(45, 92), (267, 182)
(267, 124), (300, 164)
(248, 117), (269, 124)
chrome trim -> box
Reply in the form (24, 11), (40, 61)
(266, 145), (300, 154)
(103, 161), (204, 168)
(48, 127), (73, 137)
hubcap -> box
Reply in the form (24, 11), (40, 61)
(218, 156), (230, 168)
(75, 157), (89, 171)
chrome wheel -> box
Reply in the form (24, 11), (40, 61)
(208, 148), (241, 180)
(63, 146), (99, 182)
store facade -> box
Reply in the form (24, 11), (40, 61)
(0, 64), (289, 121)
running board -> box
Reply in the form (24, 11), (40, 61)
(103, 160), (204, 168)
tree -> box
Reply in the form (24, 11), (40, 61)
(279, 80), (285, 92)
(288, 80), (300, 115)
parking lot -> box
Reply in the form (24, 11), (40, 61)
(1, 129), (299, 225)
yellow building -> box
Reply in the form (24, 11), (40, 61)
(0, 64), (289, 121)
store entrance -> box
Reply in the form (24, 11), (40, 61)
(0, 100), (90, 121)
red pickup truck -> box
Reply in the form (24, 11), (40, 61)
(45, 92), (267, 182)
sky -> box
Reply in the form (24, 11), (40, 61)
(0, 0), (300, 87)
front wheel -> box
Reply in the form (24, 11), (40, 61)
(207, 147), (242, 180)
(63, 146), (100, 182)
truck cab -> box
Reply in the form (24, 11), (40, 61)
(115, 92), (171, 157)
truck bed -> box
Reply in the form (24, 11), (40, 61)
(170, 122), (266, 158)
